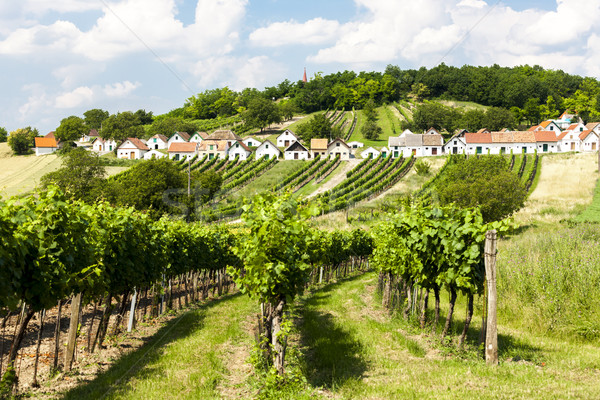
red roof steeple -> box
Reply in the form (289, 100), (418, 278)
(303, 67), (307, 83)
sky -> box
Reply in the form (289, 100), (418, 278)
(1, 0), (599, 134)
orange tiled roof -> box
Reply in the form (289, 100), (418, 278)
(168, 142), (197, 152)
(579, 129), (597, 140)
(491, 132), (513, 143)
(127, 137), (149, 150)
(35, 137), (58, 148)
(465, 132), (492, 143)
(534, 131), (558, 142)
(511, 131), (536, 143)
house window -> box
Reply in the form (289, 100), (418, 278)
(522, 147), (527, 154)
(266, 144), (269, 149)
(175, 154), (180, 160)
(336, 143), (340, 147)
(454, 140), (457, 145)
(550, 126), (553, 130)
(476, 146), (482, 154)
(500, 147), (506, 154)
(210, 145), (214, 150)
(154, 138), (157, 143)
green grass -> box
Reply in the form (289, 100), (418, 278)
(288, 272), (600, 399)
(574, 178), (600, 222)
(61, 293), (256, 400)
(230, 160), (307, 200)
(348, 107), (399, 148)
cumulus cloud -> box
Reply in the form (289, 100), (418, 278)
(55, 86), (95, 108)
(103, 81), (140, 97)
(249, 18), (340, 47)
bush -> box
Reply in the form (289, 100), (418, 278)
(361, 120), (382, 140)
(414, 160), (431, 175)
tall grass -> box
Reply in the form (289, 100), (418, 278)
(574, 178), (600, 222)
(498, 224), (600, 340)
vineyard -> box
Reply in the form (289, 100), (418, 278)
(0, 189), (373, 395)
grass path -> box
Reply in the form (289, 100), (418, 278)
(293, 272), (600, 399)
(61, 293), (257, 400)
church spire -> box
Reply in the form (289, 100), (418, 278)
(302, 67), (307, 83)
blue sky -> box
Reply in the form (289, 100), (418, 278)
(0, 0), (598, 134)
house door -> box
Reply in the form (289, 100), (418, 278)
(99, 145), (103, 152)
(155, 144), (159, 149)
(382, 152), (386, 158)
(294, 153), (298, 160)
(412, 149), (416, 156)
(571, 142), (575, 151)
(593, 142), (597, 151)
(285, 140), (289, 147)
(543, 144), (548, 152)
(522, 147), (527, 154)
(476, 146), (482, 154)
(432, 148), (437, 155)
(452, 147), (457, 154)
(394, 151), (399, 158)
(130, 152), (135, 159)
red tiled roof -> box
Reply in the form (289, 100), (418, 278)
(566, 123), (579, 131)
(491, 132), (513, 143)
(465, 132), (492, 143)
(311, 138), (328, 150)
(512, 131), (536, 143)
(45, 131), (55, 139)
(88, 129), (99, 137)
(127, 137), (149, 150)
(150, 134), (168, 142)
(477, 128), (489, 133)
(527, 125), (539, 131)
(534, 130), (558, 142)
(557, 131), (569, 140)
(199, 140), (228, 151)
(579, 129), (597, 140)
(170, 132), (191, 141)
(168, 142), (197, 152)
(35, 137), (58, 148)
(586, 122), (599, 131)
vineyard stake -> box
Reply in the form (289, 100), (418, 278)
(64, 292), (82, 371)
(128, 288), (138, 333)
(484, 229), (498, 366)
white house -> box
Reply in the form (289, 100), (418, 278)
(534, 120), (562, 133)
(190, 131), (208, 143)
(380, 146), (390, 158)
(422, 133), (444, 156)
(327, 138), (351, 160)
(168, 142), (198, 161)
(80, 129), (99, 143)
(277, 129), (299, 148)
(361, 147), (380, 159)
(424, 127), (441, 135)
(34, 137), (59, 156)
(284, 141), (310, 160)
(580, 129), (599, 152)
(117, 138), (149, 159)
(443, 131), (467, 155)
(347, 141), (364, 149)
(558, 128), (581, 152)
(147, 134), (168, 150)
(242, 136), (262, 148)
(533, 131), (559, 153)
(92, 137), (117, 153)
(167, 132), (191, 147)
(228, 140), (252, 160)
(255, 139), (281, 160)
(143, 149), (167, 160)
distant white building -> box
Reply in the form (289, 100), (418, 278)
(243, 136), (262, 147)
(228, 140), (252, 160)
(147, 134), (168, 150)
(168, 142), (198, 161)
(117, 138), (149, 159)
(361, 147), (380, 159)
(284, 141), (310, 160)
(143, 149), (167, 160)
(255, 139), (281, 160)
(327, 138), (351, 160)
(277, 129), (299, 148)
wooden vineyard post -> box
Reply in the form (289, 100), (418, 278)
(128, 288), (138, 333)
(484, 230), (498, 366)
(64, 293), (82, 371)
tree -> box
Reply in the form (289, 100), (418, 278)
(361, 120), (382, 140)
(147, 117), (199, 138)
(0, 127), (7, 142)
(8, 127), (38, 155)
(434, 156), (526, 222)
(55, 116), (87, 144)
(278, 100), (298, 121)
(363, 99), (378, 122)
(83, 109), (109, 130)
(523, 98), (541, 124)
(243, 97), (282, 132)
(40, 148), (106, 202)
(135, 109), (154, 125)
(296, 113), (332, 142)
(100, 112), (144, 142)
(192, 169), (223, 204)
(103, 158), (186, 219)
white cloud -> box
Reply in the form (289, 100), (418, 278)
(249, 18), (340, 47)
(23, 0), (103, 14)
(55, 86), (94, 108)
(103, 81), (140, 97)
(457, 0), (486, 8)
